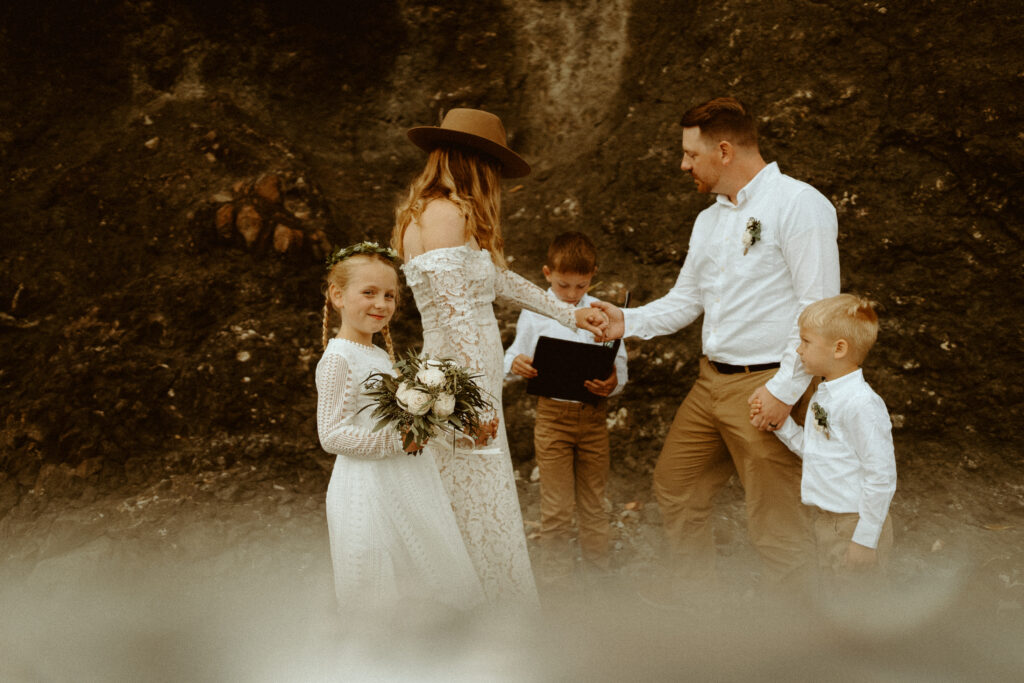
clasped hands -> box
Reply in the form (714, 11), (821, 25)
(747, 386), (793, 432)
(575, 300), (626, 342)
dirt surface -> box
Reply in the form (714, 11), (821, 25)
(1, 1), (1023, 679)
(1, 446), (1023, 680)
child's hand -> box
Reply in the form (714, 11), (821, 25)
(584, 367), (618, 397)
(510, 354), (538, 379)
(747, 385), (791, 431)
(843, 541), (878, 571)
(748, 398), (762, 420)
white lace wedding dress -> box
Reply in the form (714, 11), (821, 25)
(403, 245), (578, 605)
(316, 337), (484, 612)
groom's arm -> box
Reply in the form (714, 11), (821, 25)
(593, 259), (703, 341)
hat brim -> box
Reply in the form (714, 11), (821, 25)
(407, 127), (531, 179)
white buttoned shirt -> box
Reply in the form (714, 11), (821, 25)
(775, 369), (897, 549)
(622, 162), (840, 404)
(504, 290), (628, 400)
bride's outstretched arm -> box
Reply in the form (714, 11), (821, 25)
(493, 267), (607, 338)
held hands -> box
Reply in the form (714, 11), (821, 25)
(574, 306), (609, 339)
(587, 301), (625, 342)
(747, 385), (792, 432)
(585, 367), (618, 398)
(748, 397), (762, 419)
(510, 354), (538, 379)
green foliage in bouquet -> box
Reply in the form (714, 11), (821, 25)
(361, 352), (493, 454)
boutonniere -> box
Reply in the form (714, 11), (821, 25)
(811, 402), (831, 440)
(742, 218), (761, 255)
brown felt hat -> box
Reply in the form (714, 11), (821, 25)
(407, 108), (531, 178)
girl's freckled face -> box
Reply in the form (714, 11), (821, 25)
(333, 261), (398, 345)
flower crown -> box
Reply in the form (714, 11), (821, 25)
(325, 241), (401, 269)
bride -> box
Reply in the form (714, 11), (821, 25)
(392, 108), (607, 605)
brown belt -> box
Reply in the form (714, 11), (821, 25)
(708, 360), (780, 375)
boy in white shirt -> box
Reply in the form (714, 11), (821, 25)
(504, 232), (628, 578)
(751, 294), (896, 582)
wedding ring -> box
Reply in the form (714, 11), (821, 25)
(768, 423), (778, 428)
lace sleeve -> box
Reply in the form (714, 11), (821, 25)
(493, 267), (577, 330)
(316, 352), (405, 459)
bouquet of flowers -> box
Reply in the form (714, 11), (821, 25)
(361, 352), (493, 453)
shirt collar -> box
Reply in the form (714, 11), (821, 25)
(817, 367), (864, 399)
(715, 161), (780, 208)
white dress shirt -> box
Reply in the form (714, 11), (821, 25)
(622, 162), (840, 404)
(504, 290), (628, 400)
(775, 369), (897, 549)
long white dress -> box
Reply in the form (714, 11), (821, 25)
(316, 337), (484, 612)
(403, 245), (578, 605)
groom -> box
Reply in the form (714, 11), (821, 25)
(593, 97), (840, 591)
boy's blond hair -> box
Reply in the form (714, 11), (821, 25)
(799, 294), (879, 365)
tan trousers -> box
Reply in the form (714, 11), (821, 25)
(654, 357), (816, 584)
(534, 396), (611, 568)
(813, 508), (894, 585)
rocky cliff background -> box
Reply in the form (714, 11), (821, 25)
(1, 0), (1022, 512)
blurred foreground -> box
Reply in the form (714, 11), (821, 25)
(1, 542), (1022, 681)
(1, 464), (1022, 682)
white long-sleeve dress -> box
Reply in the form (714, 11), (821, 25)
(316, 337), (484, 612)
(403, 245), (578, 605)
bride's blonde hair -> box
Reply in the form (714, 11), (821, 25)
(392, 146), (507, 268)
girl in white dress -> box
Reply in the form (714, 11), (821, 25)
(393, 109), (607, 605)
(316, 243), (484, 613)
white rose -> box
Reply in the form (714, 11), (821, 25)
(742, 230), (753, 248)
(395, 381), (413, 405)
(416, 366), (446, 389)
(403, 389), (433, 416)
(396, 382), (432, 416)
(432, 393), (456, 419)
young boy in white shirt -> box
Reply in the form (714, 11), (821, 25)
(751, 294), (896, 582)
(504, 232), (628, 578)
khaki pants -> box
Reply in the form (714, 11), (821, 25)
(534, 396), (611, 569)
(813, 508), (894, 589)
(654, 357), (816, 585)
